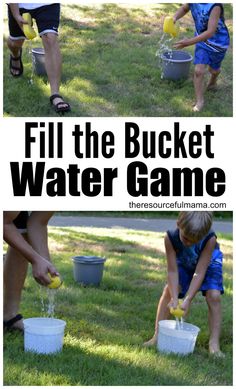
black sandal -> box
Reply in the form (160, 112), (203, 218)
(9, 48), (24, 77)
(4, 314), (23, 332)
(50, 94), (71, 113)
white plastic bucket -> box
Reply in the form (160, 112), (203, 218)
(157, 320), (200, 355)
(24, 318), (66, 354)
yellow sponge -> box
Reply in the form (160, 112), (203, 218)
(163, 16), (179, 38)
(47, 274), (62, 289)
(22, 13), (36, 40)
(170, 299), (184, 318)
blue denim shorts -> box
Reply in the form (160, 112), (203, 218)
(178, 261), (224, 298)
(194, 44), (227, 70)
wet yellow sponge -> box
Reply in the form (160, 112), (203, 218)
(47, 274), (62, 289)
(22, 13), (36, 40)
(163, 16), (179, 38)
(170, 299), (184, 318)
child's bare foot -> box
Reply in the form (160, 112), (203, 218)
(143, 335), (157, 347)
(209, 349), (225, 358)
(207, 70), (220, 91)
(209, 341), (225, 358)
(207, 81), (218, 92)
(193, 100), (204, 112)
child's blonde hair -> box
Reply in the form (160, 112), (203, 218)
(177, 211), (213, 242)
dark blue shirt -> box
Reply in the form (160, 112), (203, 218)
(167, 228), (223, 271)
(189, 3), (230, 52)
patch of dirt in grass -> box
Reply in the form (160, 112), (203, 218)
(108, 245), (133, 253)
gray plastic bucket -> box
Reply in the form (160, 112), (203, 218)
(161, 50), (192, 80)
(72, 256), (106, 286)
(32, 47), (46, 76)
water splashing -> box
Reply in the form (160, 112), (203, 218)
(156, 33), (174, 78)
(156, 33), (173, 58)
(27, 40), (35, 85)
(47, 289), (57, 317)
(39, 286), (57, 318)
(175, 317), (184, 330)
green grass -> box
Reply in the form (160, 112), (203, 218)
(4, 226), (233, 385)
(3, 3), (233, 117)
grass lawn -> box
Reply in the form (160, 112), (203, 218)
(3, 3), (233, 117)
(4, 226), (233, 385)
(55, 210), (233, 220)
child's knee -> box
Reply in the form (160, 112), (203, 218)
(206, 290), (221, 305)
(8, 38), (24, 49)
(194, 65), (206, 78)
(41, 33), (58, 49)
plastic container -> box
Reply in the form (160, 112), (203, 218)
(72, 256), (106, 286)
(157, 320), (200, 355)
(32, 47), (46, 76)
(24, 317), (66, 354)
(163, 16), (179, 37)
(161, 50), (193, 80)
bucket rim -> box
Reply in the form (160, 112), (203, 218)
(72, 255), (106, 264)
(158, 319), (200, 333)
(31, 47), (45, 55)
(23, 317), (66, 329)
(161, 50), (193, 62)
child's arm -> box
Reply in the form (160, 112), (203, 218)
(164, 233), (179, 308)
(8, 4), (27, 29)
(181, 236), (216, 314)
(3, 211), (59, 286)
(174, 6), (222, 49)
(173, 4), (190, 23)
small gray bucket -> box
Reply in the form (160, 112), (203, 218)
(72, 256), (106, 286)
(161, 50), (192, 80)
(32, 47), (46, 76)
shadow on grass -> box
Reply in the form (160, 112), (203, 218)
(4, 334), (232, 386)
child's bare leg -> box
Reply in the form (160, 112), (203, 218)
(207, 67), (221, 90)
(7, 38), (24, 76)
(143, 284), (171, 346)
(4, 243), (28, 330)
(27, 211), (54, 259)
(193, 64), (206, 112)
(205, 289), (223, 356)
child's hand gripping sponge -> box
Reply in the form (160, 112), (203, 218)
(22, 13), (36, 40)
(170, 299), (184, 318)
(163, 16), (179, 38)
(47, 274), (62, 289)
